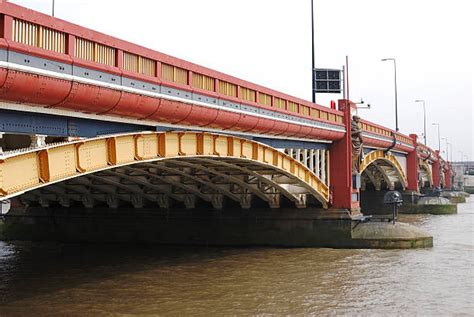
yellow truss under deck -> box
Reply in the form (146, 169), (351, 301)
(0, 132), (330, 208)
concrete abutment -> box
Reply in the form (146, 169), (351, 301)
(1, 205), (432, 249)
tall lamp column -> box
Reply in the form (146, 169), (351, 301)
(382, 58), (399, 131)
(432, 123), (441, 152)
(415, 100), (427, 145)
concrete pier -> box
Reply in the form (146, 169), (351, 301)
(361, 190), (458, 215)
(440, 191), (469, 204)
(0, 205), (432, 249)
(351, 222), (433, 248)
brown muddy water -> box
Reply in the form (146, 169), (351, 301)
(0, 196), (473, 316)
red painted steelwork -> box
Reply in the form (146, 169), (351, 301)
(56, 83), (122, 114)
(209, 110), (241, 129)
(360, 118), (414, 153)
(150, 99), (192, 124)
(406, 134), (419, 191)
(329, 100), (356, 210)
(0, 1), (346, 141)
(432, 151), (441, 187)
(0, 1), (454, 184)
(107, 93), (161, 119)
(0, 69), (70, 106)
(444, 163), (452, 189)
(417, 143), (438, 162)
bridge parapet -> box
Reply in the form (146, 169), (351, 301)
(417, 143), (438, 162)
(359, 119), (414, 153)
(0, 2), (345, 142)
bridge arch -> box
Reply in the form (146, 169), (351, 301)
(0, 132), (329, 209)
(360, 150), (408, 191)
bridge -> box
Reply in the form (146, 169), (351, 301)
(0, 1), (452, 248)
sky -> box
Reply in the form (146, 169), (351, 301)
(9, 0), (474, 161)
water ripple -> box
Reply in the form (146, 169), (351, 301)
(0, 197), (473, 315)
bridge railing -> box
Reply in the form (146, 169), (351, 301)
(417, 143), (439, 162)
(0, 2), (345, 130)
(359, 119), (414, 152)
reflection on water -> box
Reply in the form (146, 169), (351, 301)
(1, 197), (473, 316)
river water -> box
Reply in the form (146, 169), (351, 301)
(0, 196), (473, 316)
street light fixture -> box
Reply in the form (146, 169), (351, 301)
(355, 99), (371, 109)
(432, 123), (441, 151)
(381, 58), (399, 131)
(415, 100), (427, 145)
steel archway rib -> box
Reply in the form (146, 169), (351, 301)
(162, 159), (273, 205)
(360, 150), (408, 189)
(111, 166), (213, 204)
(137, 162), (241, 203)
(0, 131), (329, 208)
(188, 157), (312, 207)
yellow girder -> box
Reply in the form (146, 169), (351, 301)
(0, 132), (329, 206)
(359, 150), (408, 187)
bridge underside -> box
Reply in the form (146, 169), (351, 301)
(359, 150), (409, 215)
(1, 131), (329, 211)
(19, 156), (325, 210)
(360, 150), (407, 191)
(361, 161), (405, 191)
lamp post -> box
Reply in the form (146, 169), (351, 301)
(311, 0), (315, 103)
(415, 100), (427, 145)
(432, 123), (441, 152)
(381, 58), (399, 131)
(52, 0), (55, 16)
(442, 137), (449, 161)
(447, 143), (452, 162)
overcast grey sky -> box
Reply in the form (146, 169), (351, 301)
(10, 0), (474, 161)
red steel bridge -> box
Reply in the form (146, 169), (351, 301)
(0, 1), (453, 214)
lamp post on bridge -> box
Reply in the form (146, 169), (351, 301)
(415, 100), (427, 145)
(52, 0), (55, 16)
(432, 123), (441, 152)
(447, 142), (453, 162)
(441, 137), (450, 161)
(381, 58), (399, 132)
